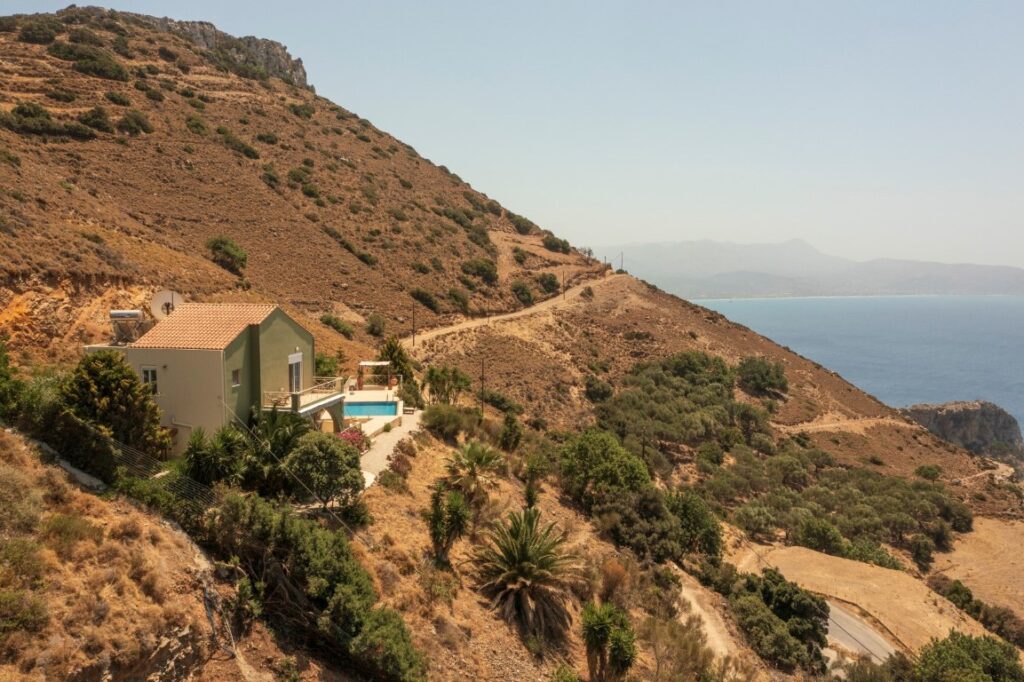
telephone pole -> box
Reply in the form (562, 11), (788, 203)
(411, 304), (416, 347)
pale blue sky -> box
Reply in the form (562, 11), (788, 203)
(11, 1), (1024, 266)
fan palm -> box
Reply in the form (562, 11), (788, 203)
(472, 507), (582, 640)
(445, 441), (503, 510)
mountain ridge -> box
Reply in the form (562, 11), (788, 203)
(598, 239), (1024, 298)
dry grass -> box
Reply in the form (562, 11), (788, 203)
(0, 431), (210, 680)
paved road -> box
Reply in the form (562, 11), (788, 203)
(826, 600), (896, 663)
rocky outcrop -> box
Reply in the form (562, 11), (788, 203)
(125, 12), (309, 88)
(901, 401), (1024, 471)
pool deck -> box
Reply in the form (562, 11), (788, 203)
(360, 409), (422, 488)
(344, 388), (400, 402)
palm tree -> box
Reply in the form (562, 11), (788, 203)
(445, 441), (504, 511)
(472, 507), (582, 640)
(243, 408), (310, 494)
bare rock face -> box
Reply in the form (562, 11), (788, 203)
(901, 401), (1024, 471)
(126, 12), (309, 88)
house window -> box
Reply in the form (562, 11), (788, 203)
(231, 369), (241, 388)
(141, 367), (158, 395)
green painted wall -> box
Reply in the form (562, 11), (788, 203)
(257, 308), (314, 395)
(223, 325), (258, 425)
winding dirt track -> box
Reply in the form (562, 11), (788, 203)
(402, 271), (623, 348)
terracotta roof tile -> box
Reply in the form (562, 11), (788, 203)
(131, 303), (277, 350)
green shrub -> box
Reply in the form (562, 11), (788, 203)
(366, 313), (385, 337)
(77, 106), (113, 132)
(216, 127), (259, 158)
(285, 432), (364, 511)
(915, 464), (942, 481)
(47, 41), (128, 80)
(104, 90), (130, 106)
(729, 569), (827, 673)
(157, 45), (178, 61)
(410, 289), (440, 313)
(256, 132), (277, 144)
(46, 89), (76, 102)
(289, 103), (315, 119)
(447, 288), (469, 314)
(18, 19), (60, 44)
(428, 487), (469, 564)
(204, 494), (424, 679)
(461, 259), (498, 285)
(581, 601), (635, 680)
(348, 608), (427, 681)
(560, 431), (650, 511)
(320, 314), (355, 339)
(478, 388), (522, 414)
(507, 212), (536, 235)
(185, 114), (207, 135)
(542, 234), (571, 253)
(0, 590), (48, 640)
(68, 27), (103, 45)
(536, 272), (559, 294)
(145, 88), (165, 102)
(498, 412), (523, 452)
(205, 235), (247, 275)
(736, 356), (788, 395)
(422, 404), (479, 442)
(914, 631), (1023, 682)
(584, 375), (612, 402)
(61, 349), (170, 455)
(0, 101), (96, 140)
(116, 109), (153, 135)
(424, 365), (471, 405)
(511, 282), (534, 306)
(513, 247), (528, 265)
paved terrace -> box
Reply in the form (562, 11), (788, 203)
(360, 410), (421, 488)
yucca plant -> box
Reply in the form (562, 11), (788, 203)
(445, 441), (504, 510)
(472, 507), (582, 640)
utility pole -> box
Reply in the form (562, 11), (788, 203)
(619, 251), (624, 272)
(478, 356), (485, 415)
(411, 304), (416, 348)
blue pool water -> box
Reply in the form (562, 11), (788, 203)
(697, 296), (1024, 425)
(344, 401), (398, 417)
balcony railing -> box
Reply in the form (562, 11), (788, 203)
(263, 376), (347, 412)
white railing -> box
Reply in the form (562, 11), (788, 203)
(263, 376), (347, 411)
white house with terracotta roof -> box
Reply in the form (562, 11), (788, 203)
(87, 303), (346, 455)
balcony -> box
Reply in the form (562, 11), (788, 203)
(262, 376), (347, 416)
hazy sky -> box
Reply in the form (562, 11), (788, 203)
(12, 1), (1024, 266)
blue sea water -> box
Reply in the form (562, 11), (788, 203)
(696, 296), (1024, 426)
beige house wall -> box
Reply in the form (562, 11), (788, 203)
(87, 345), (226, 456)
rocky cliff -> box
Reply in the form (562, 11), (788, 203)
(901, 401), (1024, 471)
(124, 10), (309, 88)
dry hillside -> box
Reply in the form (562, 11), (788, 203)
(0, 6), (603, 367)
(3, 7), (1024, 682)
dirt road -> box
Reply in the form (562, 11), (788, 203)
(775, 413), (916, 436)
(402, 271), (622, 349)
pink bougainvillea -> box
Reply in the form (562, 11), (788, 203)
(337, 427), (370, 451)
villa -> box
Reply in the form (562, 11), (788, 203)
(87, 302), (401, 455)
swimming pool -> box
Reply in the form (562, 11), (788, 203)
(344, 401), (398, 417)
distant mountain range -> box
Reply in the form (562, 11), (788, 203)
(596, 239), (1024, 299)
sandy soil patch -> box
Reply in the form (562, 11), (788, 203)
(933, 517), (1024, 619)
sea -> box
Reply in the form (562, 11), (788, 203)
(695, 296), (1024, 426)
